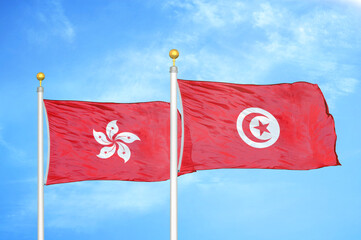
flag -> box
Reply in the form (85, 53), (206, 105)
(44, 100), (195, 185)
(178, 79), (340, 170)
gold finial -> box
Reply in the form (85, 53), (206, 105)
(169, 49), (179, 66)
(36, 72), (45, 87)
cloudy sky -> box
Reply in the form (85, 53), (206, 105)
(1, 0), (361, 239)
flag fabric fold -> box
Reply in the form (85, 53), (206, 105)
(44, 100), (195, 185)
(178, 79), (340, 171)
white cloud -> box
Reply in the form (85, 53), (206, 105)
(29, 0), (75, 43)
(44, 1), (360, 112)
(0, 127), (26, 160)
(247, 3), (361, 107)
(16, 181), (170, 230)
(333, 0), (361, 7)
(338, 78), (358, 93)
(87, 47), (172, 103)
(253, 2), (284, 28)
(320, 77), (359, 108)
(46, 181), (168, 229)
(44, 45), (175, 103)
(165, 0), (246, 28)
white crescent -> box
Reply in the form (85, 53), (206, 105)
(236, 107), (280, 148)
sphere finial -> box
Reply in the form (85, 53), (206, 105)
(169, 49), (179, 66)
(37, 72), (45, 87)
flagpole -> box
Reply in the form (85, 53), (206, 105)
(37, 72), (45, 240)
(169, 49), (179, 240)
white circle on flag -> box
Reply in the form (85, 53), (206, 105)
(236, 107), (280, 148)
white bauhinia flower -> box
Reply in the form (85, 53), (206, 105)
(93, 120), (140, 162)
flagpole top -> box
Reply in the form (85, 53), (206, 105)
(36, 72), (45, 87)
(169, 49), (179, 66)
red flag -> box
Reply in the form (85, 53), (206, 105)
(178, 79), (340, 170)
(44, 100), (195, 185)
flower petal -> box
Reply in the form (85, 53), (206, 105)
(117, 142), (131, 163)
(93, 130), (112, 145)
(115, 132), (140, 143)
(106, 120), (119, 140)
(97, 144), (116, 159)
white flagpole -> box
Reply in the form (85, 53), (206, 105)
(169, 49), (179, 240)
(37, 72), (45, 240)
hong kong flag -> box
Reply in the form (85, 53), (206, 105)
(44, 100), (195, 185)
(178, 79), (340, 170)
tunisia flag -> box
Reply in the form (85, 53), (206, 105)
(178, 79), (340, 170)
(44, 100), (195, 185)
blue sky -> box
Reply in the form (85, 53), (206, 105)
(1, 0), (361, 239)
